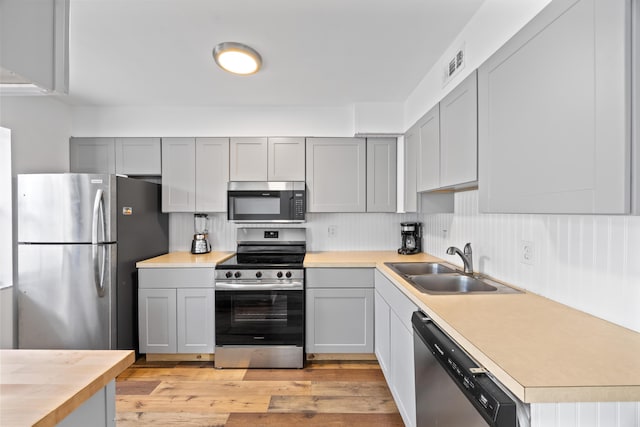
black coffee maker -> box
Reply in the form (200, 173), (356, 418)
(398, 222), (422, 255)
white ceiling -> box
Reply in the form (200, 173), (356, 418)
(68, 0), (485, 108)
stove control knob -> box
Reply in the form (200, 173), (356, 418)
(255, 272), (262, 278)
(225, 271), (232, 279)
(234, 271), (241, 278)
(276, 271), (283, 278)
(285, 271), (292, 278)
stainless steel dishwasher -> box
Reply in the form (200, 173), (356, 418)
(412, 311), (529, 427)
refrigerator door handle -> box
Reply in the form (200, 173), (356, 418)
(92, 189), (106, 297)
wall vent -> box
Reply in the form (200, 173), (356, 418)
(443, 44), (465, 86)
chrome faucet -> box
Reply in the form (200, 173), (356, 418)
(446, 243), (473, 274)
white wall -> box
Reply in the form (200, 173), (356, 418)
(71, 104), (403, 137)
(0, 127), (13, 349)
(0, 96), (71, 173)
(0, 95), (72, 349)
(404, 0), (552, 129)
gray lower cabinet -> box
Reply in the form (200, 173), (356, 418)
(70, 137), (161, 175)
(139, 288), (177, 353)
(374, 270), (417, 427)
(138, 268), (215, 354)
(305, 268), (374, 353)
(478, 0), (634, 214)
(306, 138), (367, 212)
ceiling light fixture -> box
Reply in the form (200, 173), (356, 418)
(212, 42), (262, 75)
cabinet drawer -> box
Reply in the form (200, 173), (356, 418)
(374, 270), (418, 332)
(139, 268), (215, 288)
(306, 268), (374, 288)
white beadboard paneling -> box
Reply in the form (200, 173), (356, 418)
(531, 402), (640, 427)
(419, 190), (640, 333)
(168, 212), (419, 252)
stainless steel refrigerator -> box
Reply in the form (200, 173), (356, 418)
(17, 173), (168, 350)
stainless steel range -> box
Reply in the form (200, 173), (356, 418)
(214, 227), (306, 368)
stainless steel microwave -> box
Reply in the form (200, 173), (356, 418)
(227, 181), (306, 223)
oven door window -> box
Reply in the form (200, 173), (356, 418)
(215, 290), (303, 346)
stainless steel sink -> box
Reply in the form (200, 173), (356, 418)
(408, 274), (497, 294)
(385, 262), (456, 276)
(384, 262), (522, 295)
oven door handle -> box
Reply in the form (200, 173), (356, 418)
(215, 281), (303, 291)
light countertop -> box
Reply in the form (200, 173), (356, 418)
(306, 251), (640, 403)
(136, 251), (233, 268)
(136, 250), (640, 403)
(0, 349), (134, 427)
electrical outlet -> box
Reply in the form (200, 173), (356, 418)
(520, 240), (534, 265)
(328, 225), (337, 238)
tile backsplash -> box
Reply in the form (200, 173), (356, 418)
(420, 190), (640, 333)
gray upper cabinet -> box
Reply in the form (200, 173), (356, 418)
(162, 137), (229, 213)
(367, 138), (397, 212)
(417, 105), (440, 192)
(195, 138), (229, 212)
(306, 137), (367, 212)
(439, 71), (477, 188)
(267, 137), (305, 181)
(0, 0), (69, 93)
(161, 138), (196, 212)
(70, 137), (116, 174)
(479, 0), (634, 214)
(230, 137), (268, 181)
(403, 126), (419, 213)
(70, 137), (161, 176)
(415, 70), (478, 193)
(114, 138), (161, 175)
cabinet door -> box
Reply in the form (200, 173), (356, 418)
(367, 138), (397, 212)
(479, 0), (631, 214)
(115, 138), (161, 176)
(403, 125), (419, 212)
(306, 137), (366, 212)
(439, 71), (477, 188)
(390, 311), (416, 427)
(195, 138), (229, 212)
(138, 288), (177, 354)
(305, 288), (374, 353)
(69, 138), (116, 174)
(417, 105), (440, 192)
(161, 138), (195, 212)
(230, 137), (268, 181)
(267, 137), (305, 181)
(176, 288), (214, 353)
(374, 290), (391, 375)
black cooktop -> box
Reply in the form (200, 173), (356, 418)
(217, 243), (306, 270)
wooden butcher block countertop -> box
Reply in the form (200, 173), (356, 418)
(136, 251), (233, 268)
(304, 251), (640, 403)
(0, 349), (134, 427)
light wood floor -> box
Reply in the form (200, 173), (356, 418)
(116, 357), (404, 426)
